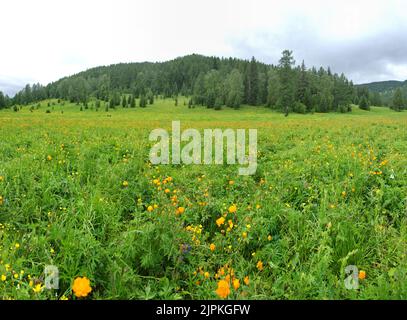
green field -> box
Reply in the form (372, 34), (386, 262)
(0, 99), (406, 299)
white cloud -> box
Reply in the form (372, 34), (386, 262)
(0, 0), (406, 94)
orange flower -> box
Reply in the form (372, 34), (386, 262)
(177, 207), (185, 214)
(215, 280), (230, 299)
(72, 277), (92, 298)
(256, 260), (263, 271)
(359, 270), (366, 280)
(210, 243), (216, 252)
(216, 217), (225, 227)
(233, 278), (240, 290)
(228, 204), (237, 214)
(244, 276), (250, 285)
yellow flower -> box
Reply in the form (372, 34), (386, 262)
(0, 196), (3, 205)
(359, 270), (366, 280)
(164, 188), (170, 193)
(242, 232), (247, 239)
(13, 273), (18, 279)
(233, 278), (240, 290)
(216, 217), (225, 227)
(1, 275), (6, 281)
(60, 295), (69, 300)
(228, 204), (237, 214)
(244, 276), (250, 285)
(210, 243), (216, 252)
(215, 280), (230, 299)
(0, 176), (3, 182)
(72, 276), (92, 298)
(47, 155), (52, 161)
(15, 243), (20, 249)
(229, 180), (234, 185)
(33, 283), (44, 293)
(153, 204), (158, 209)
(267, 235), (272, 241)
(176, 207), (185, 215)
(256, 260), (264, 271)
(204, 272), (210, 279)
(341, 191), (346, 197)
(147, 205), (153, 212)
(122, 180), (129, 187)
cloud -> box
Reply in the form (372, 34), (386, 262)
(0, 0), (406, 95)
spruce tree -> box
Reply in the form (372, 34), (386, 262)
(392, 88), (404, 111)
(278, 50), (295, 116)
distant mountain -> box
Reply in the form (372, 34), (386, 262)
(357, 80), (407, 93)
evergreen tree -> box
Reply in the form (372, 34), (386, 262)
(359, 95), (370, 111)
(246, 57), (259, 105)
(392, 88), (404, 111)
(122, 96), (127, 108)
(278, 50), (296, 116)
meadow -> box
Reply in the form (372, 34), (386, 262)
(0, 98), (406, 299)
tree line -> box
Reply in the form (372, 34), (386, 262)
(5, 51), (406, 113)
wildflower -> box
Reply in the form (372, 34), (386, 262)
(204, 272), (210, 279)
(341, 191), (346, 197)
(0, 196), (3, 205)
(228, 204), (237, 214)
(210, 243), (216, 252)
(244, 276), (250, 285)
(0, 176), (3, 182)
(122, 180), (129, 187)
(233, 278), (240, 290)
(216, 217), (225, 227)
(72, 276), (92, 298)
(33, 283), (44, 293)
(1, 275), (6, 281)
(60, 295), (69, 300)
(176, 207), (185, 215)
(153, 204), (158, 209)
(147, 205), (153, 212)
(164, 188), (170, 194)
(267, 235), (272, 241)
(256, 260), (264, 271)
(15, 243), (20, 249)
(13, 273), (18, 279)
(47, 155), (52, 161)
(359, 270), (366, 280)
(242, 232), (247, 239)
(229, 180), (234, 185)
(256, 204), (261, 209)
(215, 280), (230, 299)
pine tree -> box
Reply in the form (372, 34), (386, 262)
(278, 50), (296, 116)
(359, 95), (370, 111)
(122, 96), (127, 108)
(392, 88), (404, 111)
(246, 57), (259, 105)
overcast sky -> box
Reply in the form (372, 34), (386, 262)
(1, 0), (406, 96)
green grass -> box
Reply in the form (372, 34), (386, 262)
(0, 99), (406, 299)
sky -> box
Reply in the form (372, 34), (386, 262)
(1, 0), (407, 96)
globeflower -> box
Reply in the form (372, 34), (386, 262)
(228, 204), (237, 214)
(72, 276), (92, 298)
(256, 260), (264, 271)
(122, 180), (129, 187)
(216, 217), (225, 227)
(359, 270), (366, 280)
(233, 278), (240, 290)
(215, 280), (230, 299)
(210, 243), (216, 251)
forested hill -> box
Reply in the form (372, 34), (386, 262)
(357, 80), (406, 93)
(4, 52), (371, 114)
